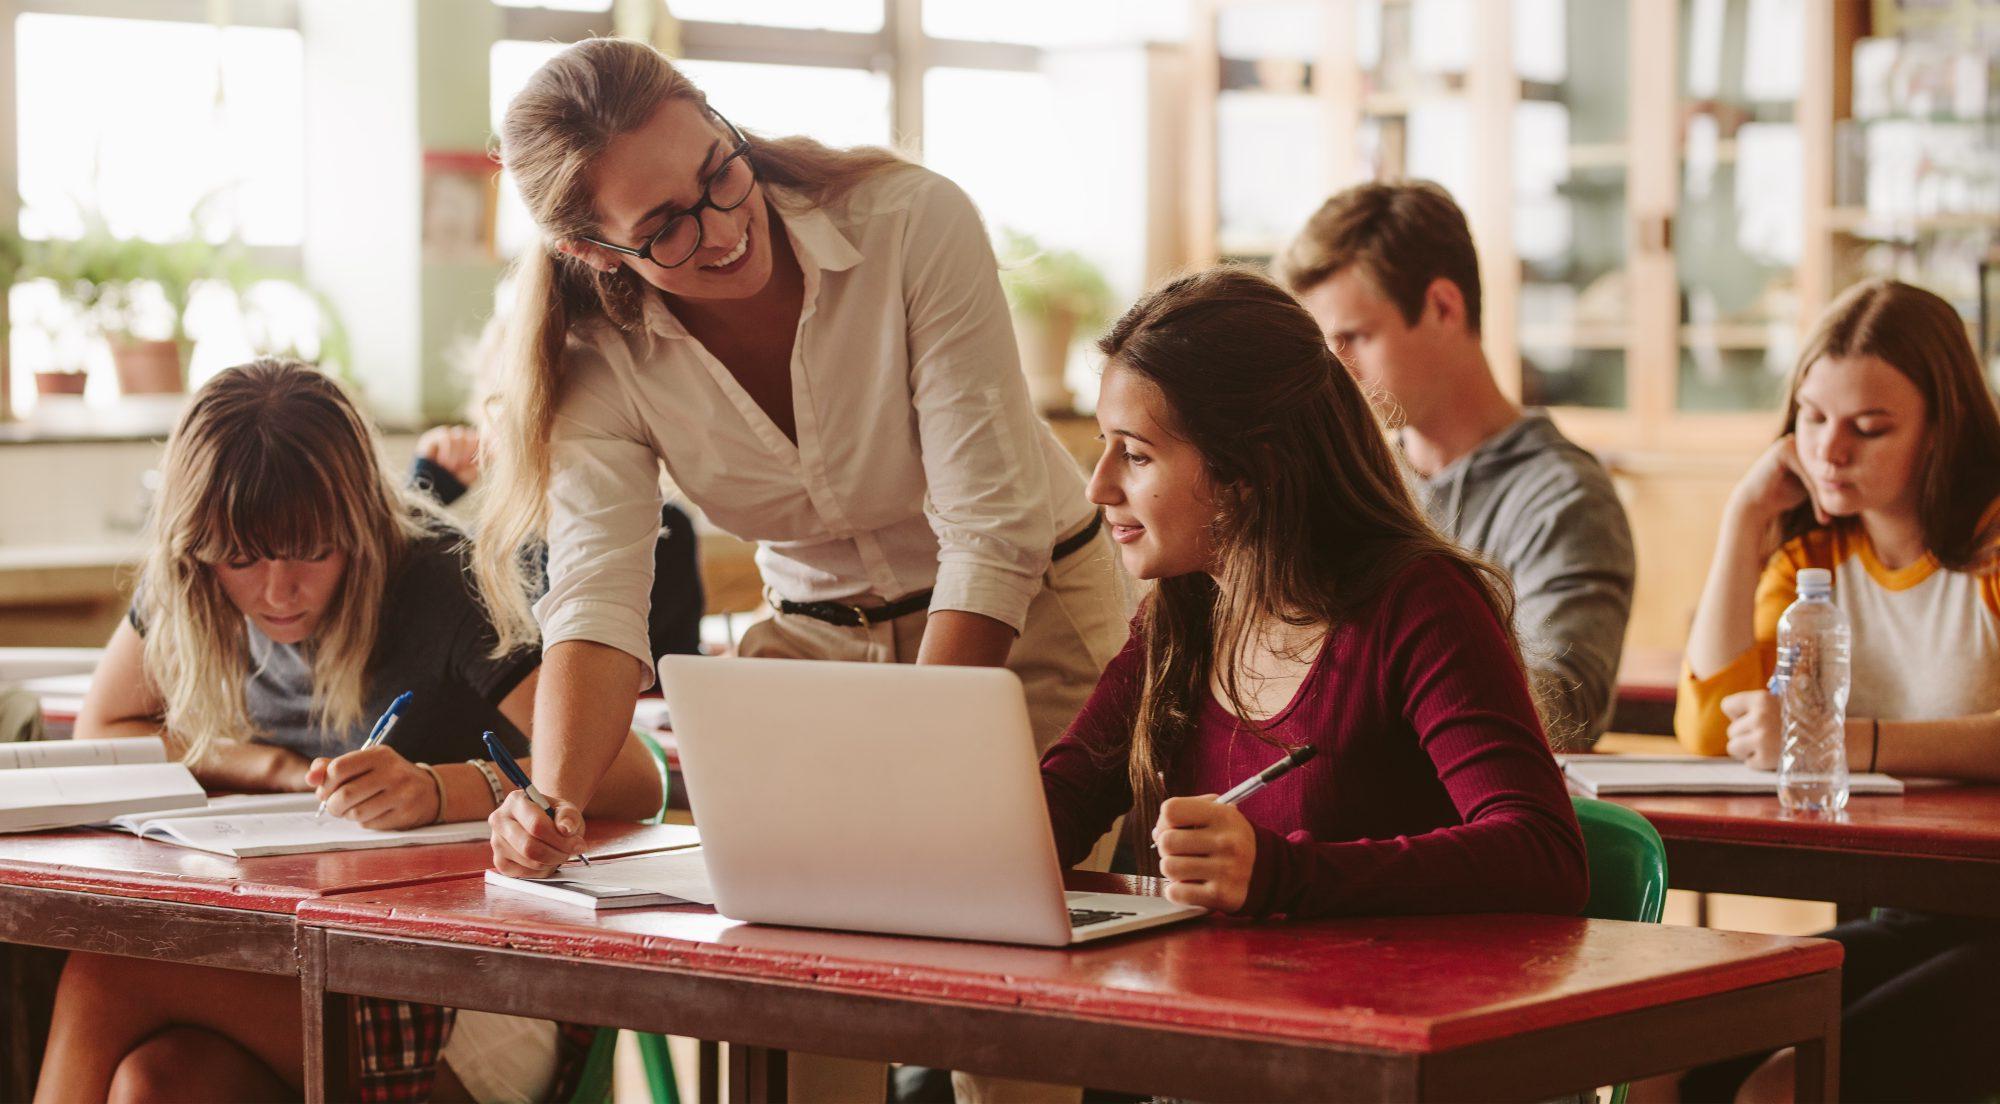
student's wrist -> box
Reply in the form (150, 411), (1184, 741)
(432, 762), (500, 823)
(267, 747), (312, 792)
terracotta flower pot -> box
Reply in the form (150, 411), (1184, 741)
(109, 338), (185, 395)
(1012, 309), (1078, 416)
(33, 370), (88, 396)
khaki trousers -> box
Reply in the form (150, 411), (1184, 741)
(740, 526), (1132, 754)
(737, 527), (1131, 1102)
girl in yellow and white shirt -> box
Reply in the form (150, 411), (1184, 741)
(1675, 279), (2000, 1103)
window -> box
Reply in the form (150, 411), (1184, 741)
(668, 0), (881, 34)
(16, 14), (304, 244)
(11, 10), (309, 417)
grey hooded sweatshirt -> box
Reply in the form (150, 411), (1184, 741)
(1416, 411), (1635, 749)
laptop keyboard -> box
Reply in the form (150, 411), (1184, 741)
(1068, 907), (1140, 929)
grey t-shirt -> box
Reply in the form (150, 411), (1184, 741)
(1417, 412), (1635, 749)
(132, 533), (536, 763)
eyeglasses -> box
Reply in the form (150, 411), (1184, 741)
(581, 111), (755, 270)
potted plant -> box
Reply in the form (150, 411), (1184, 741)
(21, 211), (221, 396)
(996, 230), (1115, 415)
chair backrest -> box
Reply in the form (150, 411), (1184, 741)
(634, 727), (675, 824)
(1571, 797), (1668, 924)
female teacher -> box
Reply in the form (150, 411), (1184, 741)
(476, 37), (1127, 879)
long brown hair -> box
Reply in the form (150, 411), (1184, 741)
(474, 36), (908, 649)
(1098, 268), (1521, 841)
(139, 359), (431, 760)
(1777, 279), (2000, 569)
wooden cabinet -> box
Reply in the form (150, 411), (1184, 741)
(1186, 0), (1872, 458)
(1184, 0), (1890, 654)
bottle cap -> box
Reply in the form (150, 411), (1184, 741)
(1796, 567), (1834, 598)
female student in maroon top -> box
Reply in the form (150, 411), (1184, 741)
(1040, 268), (1588, 918)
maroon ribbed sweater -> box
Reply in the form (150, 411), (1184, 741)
(1040, 558), (1589, 919)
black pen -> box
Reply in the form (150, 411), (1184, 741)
(1217, 745), (1319, 806)
(483, 731), (591, 866)
(1152, 745), (1318, 853)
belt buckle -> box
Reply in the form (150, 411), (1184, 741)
(848, 603), (872, 628)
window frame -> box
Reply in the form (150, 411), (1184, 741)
(495, 0), (1044, 161)
(0, 0), (305, 421)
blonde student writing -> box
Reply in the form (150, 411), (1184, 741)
(45, 360), (662, 1103)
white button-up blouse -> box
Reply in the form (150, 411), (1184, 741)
(533, 166), (1096, 676)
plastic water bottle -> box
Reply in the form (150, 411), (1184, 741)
(1772, 568), (1851, 816)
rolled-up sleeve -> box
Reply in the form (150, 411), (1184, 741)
(900, 176), (1056, 633)
(534, 344), (666, 682)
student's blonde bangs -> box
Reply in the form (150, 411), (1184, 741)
(180, 434), (368, 568)
(140, 360), (432, 763)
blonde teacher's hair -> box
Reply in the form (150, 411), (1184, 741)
(138, 359), (431, 761)
(474, 37), (907, 651)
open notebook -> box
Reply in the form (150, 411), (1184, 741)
(1560, 755), (1905, 797)
(102, 791), (491, 858)
(485, 834), (709, 910)
(0, 737), (206, 832)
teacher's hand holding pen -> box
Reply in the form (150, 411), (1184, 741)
(488, 788), (587, 878)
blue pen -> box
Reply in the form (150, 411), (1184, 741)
(316, 691), (413, 821)
(483, 731), (590, 866)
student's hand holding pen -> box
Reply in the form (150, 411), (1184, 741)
(1152, 795), (1256, 914)
(489, 788), (587, 878)
(307, 746), (441, 830)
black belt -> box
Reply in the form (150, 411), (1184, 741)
(776, 512), (1103, 628)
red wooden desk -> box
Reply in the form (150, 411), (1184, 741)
(1611, 646), (1681, 736)
(0, 820), (685, 1097)
(1606, 784), (2000, 918)
(297, 872), (1843, 1102)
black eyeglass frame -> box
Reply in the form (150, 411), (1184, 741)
(579, 110), (755, 269)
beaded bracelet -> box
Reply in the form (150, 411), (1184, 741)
(414, 762), (447, 825)
(469, 758), (507, 810)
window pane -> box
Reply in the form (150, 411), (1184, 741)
(16, 14), (304, 245)
(675, 60), (891, 148)
(668, 0), (881, 33)
(925, 0), (1188, 47)
(922, 68), (1062, 245)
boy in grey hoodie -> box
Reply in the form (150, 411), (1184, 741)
(1277, 181), (1635, 748)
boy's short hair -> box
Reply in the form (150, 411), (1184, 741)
(1272, 179), (1482, 334)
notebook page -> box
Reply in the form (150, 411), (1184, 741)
(488, 847), (715, 906)
(106, 792), (317, 833)
(0, 738), (168, 770)
(139, 811), (489, 857)
(1562, 757), (1903, 796)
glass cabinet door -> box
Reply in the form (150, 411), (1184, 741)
(1213, 1), (1332, 262)
(1675, 0), (1805, 412)
(1513, 0), (1631, 409)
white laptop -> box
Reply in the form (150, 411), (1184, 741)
(657, 655), (1204, 947)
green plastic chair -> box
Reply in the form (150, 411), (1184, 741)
(1572, 797), (1669, 1104)
(569, 728), (684, 1104)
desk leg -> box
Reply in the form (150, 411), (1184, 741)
(1792, 976), (1840, 1104)
(299, 928), (352, 1104)
(723, 1042), (787, 1103)
(0, 944), (64, 1101)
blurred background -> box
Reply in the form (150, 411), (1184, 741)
(2, 0), (1998, 693)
